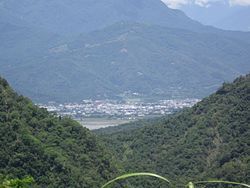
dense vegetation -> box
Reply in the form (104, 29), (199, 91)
(0, 74), (249, 187)
(94, 116), (168, 135)
(99, 74), (250, 187)
(0, 77), (118, 187)
(0, 176), (34, 188)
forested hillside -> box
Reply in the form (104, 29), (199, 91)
(99, 74), (250, 187)
(0, 73), (249, 187)
(0, 77), (118, 187)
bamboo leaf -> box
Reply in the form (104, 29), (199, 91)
(101, 172), (171, 188)
(187, 182), (195, 188)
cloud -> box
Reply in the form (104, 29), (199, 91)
(229, 0), (250, 6)
(194, 0), (222, 7)
(161, 0), (250, 8)
(161, 0), (224, 8)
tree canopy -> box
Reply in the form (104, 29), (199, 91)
(99, 74), (250, 187)
(0, 77), (118, 187)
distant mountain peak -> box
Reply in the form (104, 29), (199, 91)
(0, 0), (202, 35)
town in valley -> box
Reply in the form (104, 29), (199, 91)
(39, 98), (200, 129)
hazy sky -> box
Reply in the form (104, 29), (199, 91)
(161, 0), (250, 8)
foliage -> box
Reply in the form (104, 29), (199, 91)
(101, 172), (250, 188)
(0, 73), (249, 187)
(99, 74), (250, 187)
(0, 77), (119, 187)
(0, 176), (34, 188)
(102, 172), (170, 188)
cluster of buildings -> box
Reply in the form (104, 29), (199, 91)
(39, 98), (200, 120)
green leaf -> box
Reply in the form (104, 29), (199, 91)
(101, 172), (171, 188)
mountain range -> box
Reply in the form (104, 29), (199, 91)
(0, 0), (250, 102)
(0, 0), (203, 35)
(180, 4), (250, 31)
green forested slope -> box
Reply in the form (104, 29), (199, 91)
(0, 73), (249, 187)
(99, 74), (250, 187)
(0, 77), (118, 187)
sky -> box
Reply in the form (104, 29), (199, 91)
(161, 0), (250, 8)
(160, 0), (250, 31)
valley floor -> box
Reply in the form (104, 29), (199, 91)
(78, 118), (132, 130)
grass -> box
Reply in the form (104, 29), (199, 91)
(102, 172), (250, 188)
(101, 173), (170, 188)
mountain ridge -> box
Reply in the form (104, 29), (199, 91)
(0, 0), (204, 35)
(0, 76), (119, 187)
(2, 22), (249, 102)
(98, 74), (250, 187)
(0, 1), (250, 102)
